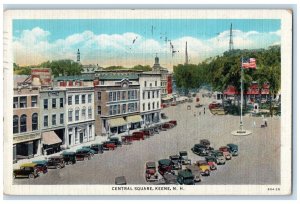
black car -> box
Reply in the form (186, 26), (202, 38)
(47, 156), (65, 169)
(90, 143), (104, 154)
(109, 137), (122, 147)
(191, 144), (210, 156)
(169, 155), (182, 170)
(177, 169), (195, 185)
(61, 151), (76, 165)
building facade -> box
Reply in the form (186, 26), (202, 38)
(138, 72), (161, 127)
(39, 88), (66, 155)
(65, 87), (95, 147)
(13, 83), (41, 163)
(94, 72), (141, 137)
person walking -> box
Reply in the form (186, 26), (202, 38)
(204, 107), (206, 115)
(199, 111), (201, 116)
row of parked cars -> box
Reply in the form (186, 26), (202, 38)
(143, 140), (239, 185)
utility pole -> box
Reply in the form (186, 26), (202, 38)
(185, 41), (188, 65)
(229, 23), (234, 51)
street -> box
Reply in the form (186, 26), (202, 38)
(13, 94), (280, 185)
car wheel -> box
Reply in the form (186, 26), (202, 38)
(68, 161), (73, 165)
(29, 174), (35, 179)
(56, 165), (61, 169)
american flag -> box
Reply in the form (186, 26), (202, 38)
(242, 58), (256, 69)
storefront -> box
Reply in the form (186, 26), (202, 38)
(66, 123), (95, 147)
(42, 131), (62, 155)
(127, 115), (142, 130)
(108, 117), (127, 134)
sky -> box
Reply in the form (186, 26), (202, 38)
(13, 19), (281, 69)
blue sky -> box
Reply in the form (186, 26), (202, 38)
(13, 19), (281, 69)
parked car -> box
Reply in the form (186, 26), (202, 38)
(171, 101), (177, 106)
(209, 102), (222, 109)
(81, 146), (96, 156)
(115, 176), (127, 185)
(75, 148), (92, 161)
(47, 156), (65, 169)
(177, 169), (195, 185)
(61, 151), (76, 165)
(158, 159), (173, 176)
(162, 172), (178, 185)
(157, 124), (167, 131)
(145, 161), (159, 182)
(32, 160), (48, 174)
(195, 160), (211, 176)
(204, 156), (218, 170)
(179, 151), (191, 165)
(188, 98), (193, 103)
(121, 135), (133, 145)
(132, 131), (145, 140)
(90, 143), (104, 154)
(199, 139), (214, 150)
(210, 150), (226, 165)
(169, 155), (182, 170)
(191, 144), (210, 156)
(168, 120), (177, 126)
(185, 165), (202, 182)
(13, 163), (39, 179)
(161, 104), (168, 108)
(161, 113), (168, 119)
(109, 137), (122, 146)
(142, 129), (154, 137)
(227, 143), (239, 156)
(219, 146), (232, 160)
(162, 122), (174, 129)
(195, 104), (202, 108)
(102, 141), (117, 150)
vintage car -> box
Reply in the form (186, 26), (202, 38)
(185, 165), (202, 182)
(171, 101), (177, 106)
(219, 146), (232, 160)
(145, 161), (159, 182)
(169, 155), (182, 170)
(161, 113), (168, 120)
(210, 150), (226, 165)
(75, 148), (92, 161)
(179, 151), (191, 165)
(47, 156), (65, 169)
(162, 122), (174, 129)
(90, 143), (104, 154)
(121, 135), (133, 145)
(61, 151), (76, 165)
(204, 156), (218, 170)
(13, 163), (39, 179)
(109, 137), (123, 147)
(191, 144), (210, 156)
(115, 176), (127, 185)
(199, 139), (214, 150)
(132, 131), (145, 140)
(211, 108), (226, 115)
(102, 141), (117, 150)
(188, 98), (193, 103)
(209, 102), (222, 110)
(158, 159), (173, 176)
(195, 104), (202, 108)
(161, 104), (168, 108)
(177, 169), (195, 185)
(227, 143), (239, 156)
(168, 120), (177, 126)
(141, 129), (154, 137)
(81, 146), (96, 156)
(195, 160), (211, 176)
(32, 160), (48, 174)
(162, 172), (178, 185)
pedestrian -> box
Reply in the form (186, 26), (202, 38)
(204, 107), (206, 115)
(253, 120), (256, 128)
(194, 112), (196, 117)
(199, 111), (201, 116)
(264, 118), (268, 127)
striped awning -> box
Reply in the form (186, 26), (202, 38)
(126, 115), (142, 123)
(42, 131), (62, 145)
(108, 118), (127, 127)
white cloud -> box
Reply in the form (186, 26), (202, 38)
(13, 27), (281, 68)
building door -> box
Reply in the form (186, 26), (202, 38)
(80, 132), (84, 143)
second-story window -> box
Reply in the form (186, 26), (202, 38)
(68, 96), (72, 105)
(60, 113), (64, 124)
(75, 95), (79, 104)
(97, 92), (101, 100)
(143, 92), (145, 99)
(88, 107), (92, 119)
(20, 114), (27, 132)
(68, 109), (73, 122)
(109, 92), (113, 101)
(13, 115), (19, 133)
(82, 95), (86, 103)
(148, 92), (151, 99)
(148, 103), (150, 111)
(32, 113), (38, 131)
(152, 91), (155, 98)
(144, 81), (147, 87)
(155, 81), (157, 86)
(88, 94), (92, 103)
(97, 106), (101, 115)
(43, 99), (48, 109)
(122, 104), (126, 113)
(20, 96), (27, 108)
(44, 115), (48, 127)
(31, 96), (37, 107)
(82, 107), (86, 119)
(157, 101), (159, 109)
(152, 102), (155, 109)
(143, 103), (145, 111)
(52, 114), (56, 126)
(113, 92), (116, 101)
(122, 91), (126, 100)
(13, 97), (18, 108)
(75, 109), (79, 121)
(117, 91), (120, 101)
(60, 98), (64, 108)
(52, 98), (56, 109)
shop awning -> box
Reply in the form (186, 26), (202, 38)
(162, 95), (173, 101)
(42, 131), (62, 145)
(108, 118), (127, 127)
(126, 115), (142, 123)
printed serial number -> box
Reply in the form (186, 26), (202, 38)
(267, 188), (280, 191)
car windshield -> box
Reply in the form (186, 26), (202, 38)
(180, 152), (187, 156)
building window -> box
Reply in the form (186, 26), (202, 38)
(75, 95), (79, 104)
(75, 109), (79, 121)
(148, 103), (151, 111)
(109, 92), (113, 101)
(13, 115), (19, 133)
(60, 113), (64, 124)
(87, 94), (91, 103)
(52, 114), (56, 126)
(117, 91), (120, 101)
(82, 107), (86, 119)
(32, 113), (38, 131)
(117, 104), (120, 114)
(20, 96), (27, 108)
(52, 98), (57, 109)
(128, 103), (135, 112)
(150, 83), (152, 87)
(135, 103), (137, 111)
(113, 92), (117, 101)
(148, 92), (151, 99)
(31, 96), (37, 107)
(68, 96), (72, 105)
(97, 92), (101, 100)
(112, 105), (118, 115)
(68, 128), (72, 145)
(109, 106), (113, 115)
(13, 97), (18, 108)
(82, 95), (86, 103)
(152, 91), (155, 98)
(68, 110), (73, 122)
(100, 81), (104, 85)
(88, 107), (92, 119)
(60, 98), (64, 108)
(20, 115), (27, 132)
(43, 99), (48, 109)
(122, 91), (126, 100)
(97, 106), (101, 115)
(143, 103), (145, 111)
(143, 92), (145, 99)
(44, 115), (48, 127)
(144, 81), (147, 87)
(155, 81), (157, 86)
(157, 90), (159, 97)
(153, 102), (155, 109)
(122, 104), (126, 113)
(157, 101), (159, 109)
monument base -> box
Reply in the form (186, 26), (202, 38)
(231, 129), (252, 136)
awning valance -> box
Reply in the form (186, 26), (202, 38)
(126, 115), (142, 123)
(108, 118), (127, 127)
(42, 131), (62, 145)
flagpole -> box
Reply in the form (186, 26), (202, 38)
(240, 57), (243, 131)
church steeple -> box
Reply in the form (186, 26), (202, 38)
(77, 49), (80, 62)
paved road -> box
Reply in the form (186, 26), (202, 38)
(14, 94), (280, 185)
